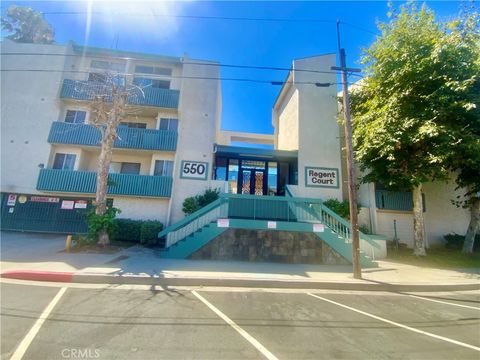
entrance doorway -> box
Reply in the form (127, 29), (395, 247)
(240, 169), (266, 195)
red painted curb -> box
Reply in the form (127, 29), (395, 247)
(1, 270), (73, 282)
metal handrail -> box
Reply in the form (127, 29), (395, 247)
(160, 193), (379, 250)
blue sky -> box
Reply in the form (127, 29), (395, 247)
(2, 1), (463, 134)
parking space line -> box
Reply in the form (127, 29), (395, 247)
(405, 294), (480, 311)
(10, 287), (67, 360)
(307, 292), (480, 352)
(192, 290), (279, 360)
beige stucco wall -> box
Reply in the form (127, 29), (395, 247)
(276, 87), (299, 151)
(273, 54), (342, 201)
(114, 197), (170, 223)
(167, 58), (221, 224)
(1, 40), (67, 194)
(373, 180), (470, 247)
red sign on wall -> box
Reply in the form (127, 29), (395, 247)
(30, 196), (60, 203)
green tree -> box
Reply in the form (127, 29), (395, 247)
(446, 9), (480, 254)
(1, 5), (54, 44)
(351, 2), (479, 256)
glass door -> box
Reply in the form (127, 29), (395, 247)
(240, 170), (252, 194)
(239, 169), (266, 195)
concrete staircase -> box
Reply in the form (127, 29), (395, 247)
(158, 194), (380, 267)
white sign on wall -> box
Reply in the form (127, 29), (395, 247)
(61, 200), (75, 210)
(267, 221), (277, 229)
(180, 160), (209, 180)
(7, 194), (17, 206)
(217, 218), (229, 228)
(305, 167), (339, 188)
(313, 223), (325, 233)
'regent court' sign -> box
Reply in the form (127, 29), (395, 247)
(305, 167), (339, 188)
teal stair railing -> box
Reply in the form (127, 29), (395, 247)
(160, 193), (379, 259)
(159, 198), (228, 248)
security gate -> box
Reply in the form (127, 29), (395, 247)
(0, 193), (93, 234)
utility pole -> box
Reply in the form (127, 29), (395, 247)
(331, 20), (362, 279)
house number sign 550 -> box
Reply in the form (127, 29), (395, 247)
(180, 160), (209, 180)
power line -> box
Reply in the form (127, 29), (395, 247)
(42, 11), (336, 24)
(1, 52), (353, 76)
(39, 10), (377, 35)
(0, 68), (344, 86)
(339, 21), (377, 36)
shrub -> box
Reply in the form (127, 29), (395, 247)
(114, 219), (142, 242)
(182, 196), (200, 215)
(182, 188), (220, 215)
(358, 224), (372, 234)
(86, 206), (120, 241)
(444, 233), (480, 251)
(140, 220), (163, 246)
(197, 188), (220, 207)
(323, 199), (361, 220)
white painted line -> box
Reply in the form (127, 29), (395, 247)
(307, 292), (480, 352)
(10, 287), (67, 360)
(192, 290), (279, 360)
(406, 294), (480, 311)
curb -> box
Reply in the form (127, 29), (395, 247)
(1, 270), (73, 283)
(2, 270), (479, 292)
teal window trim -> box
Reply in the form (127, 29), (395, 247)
(179, 160), (209, 181)
(304, 166), (340, 189)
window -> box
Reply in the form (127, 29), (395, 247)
(91, 60), (125, 72)
(120, 163), (141, 175)
(88, 72), (125, 86)
(268, 162), (278, 196)
(109, 162), (122, 173)
(154, 160), (174, 177)
(109, 162), (141, 174)
(64, 110), (86, 124)
(159, 118), (178, 132)
(88, 72), (108, 83)
(214, 157), (227, 181)
(119, 122), (147, 129)
(228, 159), (239, 193)
(375, 183), (426, 212)
(135, 65), (172, 76)
(53, 153), (76, 170)
(133, 77), (170, 89)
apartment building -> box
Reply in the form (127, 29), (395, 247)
(1, 40), (469, 260)
(1, 39), (222, 232)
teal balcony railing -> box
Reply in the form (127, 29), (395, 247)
(48, 122), (177, 151)
(60, 79), (180, 109)
(37, 169), (172, 198)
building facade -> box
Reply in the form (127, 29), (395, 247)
(1, 39), (223, 231)
(1, 40), (470, 250)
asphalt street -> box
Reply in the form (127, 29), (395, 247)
(1, 281), (479, 360)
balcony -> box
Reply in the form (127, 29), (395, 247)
(37, 169), (172, 198)
(48, 122), (177, 151)
(60, 79), (180, 109)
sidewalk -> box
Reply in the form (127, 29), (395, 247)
(1, 233), (479, 291)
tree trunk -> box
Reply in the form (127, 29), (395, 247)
(95, 122), (116, 246)
(412, 184), (426, 256)
(463, 197), (480, 254)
